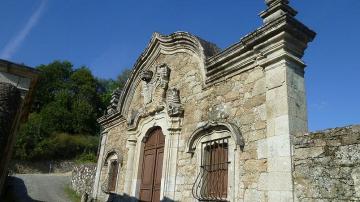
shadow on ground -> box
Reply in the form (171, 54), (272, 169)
(3, 176), (44, 202)
(106, 193), (175, 202)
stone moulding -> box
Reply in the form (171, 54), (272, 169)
(98, 6), (316, 130)
(103, 149), (122, 167)
(185, 121), (245, 153)
(98, 32), (214, 127)
(97, 112), (125, 130)
(205, 14), (316, 84)
(117, 32), (216, 117)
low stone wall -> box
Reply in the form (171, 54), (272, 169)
(293, 125), (360, 201)
(71, 163), (96, 196)
(10, 160), (76, 174)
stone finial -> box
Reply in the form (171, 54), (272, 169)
(260, 0), (297, 23)
(106, 88), (121, 115)
(265, 0), (288, 6)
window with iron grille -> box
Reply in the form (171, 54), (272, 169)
(192, 137), (229, 201)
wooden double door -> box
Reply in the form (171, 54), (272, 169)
(139, 127), (165, 202)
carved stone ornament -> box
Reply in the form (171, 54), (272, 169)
(140, 70), (153, 82)
(141, 63), (170, 107)
(166, 88), (184, 117)
(208, 104), (230, 122)
(106, 88), (121, 115)
(127, 64), (184, 129)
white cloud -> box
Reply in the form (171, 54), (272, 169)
(0, 0), (47, 59)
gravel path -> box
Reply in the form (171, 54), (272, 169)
(7, 173), (72, 202)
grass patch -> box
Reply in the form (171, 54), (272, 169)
(64, 185), (81, 202)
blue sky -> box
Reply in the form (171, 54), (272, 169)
(1, 0), (359, 131)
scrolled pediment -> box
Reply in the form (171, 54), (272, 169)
(98, 32), (219, 128)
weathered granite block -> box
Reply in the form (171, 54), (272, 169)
(293, 125), (360, 201)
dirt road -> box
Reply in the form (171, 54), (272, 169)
(6, 173), (72, 202)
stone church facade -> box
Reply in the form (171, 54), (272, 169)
(92, 0), (318, 201)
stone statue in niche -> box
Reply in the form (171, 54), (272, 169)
(167, 88), (184, 117)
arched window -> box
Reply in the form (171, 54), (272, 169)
(186, 121), (244, 201)
(102, 150), (122, 193)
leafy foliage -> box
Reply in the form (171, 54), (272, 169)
(31, 133), (98, 160)
(14, 61), (130, 160)
(75, 152), (97, 164)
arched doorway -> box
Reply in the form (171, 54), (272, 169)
(139, 127), (165, 202)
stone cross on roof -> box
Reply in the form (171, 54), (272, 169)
(260, 0), (298, 23)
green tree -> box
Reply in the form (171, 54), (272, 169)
(117, 69), (132, 89)
(14, 61), (131, 160)
(32, 61), (73, 112)
(96, 68), (131, 108)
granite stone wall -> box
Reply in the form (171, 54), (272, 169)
(91, 0), (318, 201)
(71, 163), (96, 195)
(293, 125), (360, 201)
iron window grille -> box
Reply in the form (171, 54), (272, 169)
(192, 137), (230, 201)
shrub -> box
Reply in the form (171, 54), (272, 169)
(75, 152), (97, 163)
(24, 133), (98, 160)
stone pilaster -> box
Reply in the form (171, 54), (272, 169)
(255, 1), (316, 201)
(123, 137), (137, 195)
(163, 117), (182, 199)
(92, 131), (108, 199)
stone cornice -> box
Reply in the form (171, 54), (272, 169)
(0, 59), (39, 79)
(98, 6), (316, 130)
(97, 111), (125, 129)
(204, 14), (315, 85)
